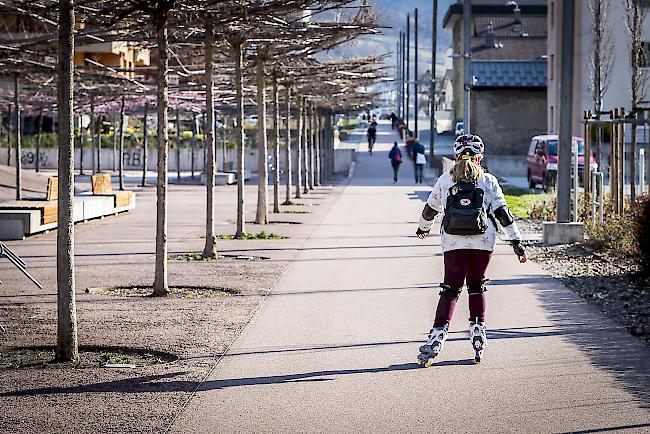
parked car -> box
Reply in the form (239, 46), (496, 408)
(526, 135), (598, 191)
(454, 121), (465, 136)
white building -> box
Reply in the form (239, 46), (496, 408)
(548, 0), (650, 135)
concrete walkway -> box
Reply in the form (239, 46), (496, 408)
(172, 122), (650, 433)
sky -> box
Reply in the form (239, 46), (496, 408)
(324, 0), (455, 81)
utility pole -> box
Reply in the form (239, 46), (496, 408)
(557, 0), (575, 223)
(463, 0), (471, 132)
(430, 0), (438, 167)
(396, 35), (401, 118)
(414, 8), (419, 137)
(400, 32), (406, 119)
(406, 13), (410, 131)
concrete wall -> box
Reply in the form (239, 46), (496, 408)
(472, 89), (548, 156)
(0, 145), (353, 176)
(334, 149), (356, 175)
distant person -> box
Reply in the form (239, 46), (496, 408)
(414, 134), (527, 367)
(389, 112), (397, 130)
(367, 121), (377, 155)
(412, 140), (426, 183)
(388, 141), (403, 183)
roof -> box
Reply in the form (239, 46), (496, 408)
(475, 15), (547, 38)
(471, 37), (546, 60)
(471, 60), (547, 88)
(443, 2), (547, 29)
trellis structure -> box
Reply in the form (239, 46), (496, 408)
(0, 0), (386, 362)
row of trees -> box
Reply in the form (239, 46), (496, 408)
(0, 0), (384, 361)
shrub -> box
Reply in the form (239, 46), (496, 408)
(633, 195), (650, 274)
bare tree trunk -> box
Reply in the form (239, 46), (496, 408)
(90, 99), (96, 174)
(36, 109), (43, 172)
(112, 119), (117, 171)
(203, 17), (217, 258)
(191, 113), (197, 179)
(176, 108), (181, 181)
(272, 76), (280, 213)
(14, 76), (22, 200)
(141, 102), (148, 186)
(302, 97), (309, 195)
(233, 38), (246, 238)
(118, 94), (126, 190)
(222, 116), (227, 172)
(79, 115), (84, 176)
(283, 86), (293, 205)
(295, 95), (303, 199)
(315, 110), (321, 186)
(56, 0), (78, 363)
(255, 57), (269, 225)
(308, 101), (315, 190)
(97, 120), (102, 173)
(6, 104), (11, 166)
(153, 10), (170, 296)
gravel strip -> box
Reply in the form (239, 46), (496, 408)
(519, 220), (650, 347)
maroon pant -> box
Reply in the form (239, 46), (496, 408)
(433, 249), (491, 327)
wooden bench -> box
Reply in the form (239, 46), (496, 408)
(91, 173), (133, 208)
(0, 177), (59, 225)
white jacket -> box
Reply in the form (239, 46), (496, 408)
(418, 171), (521, 253)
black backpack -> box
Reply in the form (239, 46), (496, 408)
(442, 181), (489, 236)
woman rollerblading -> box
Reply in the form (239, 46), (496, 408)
(415, 134), (527, 367)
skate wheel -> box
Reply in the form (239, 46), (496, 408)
(417, 354), (435, 368)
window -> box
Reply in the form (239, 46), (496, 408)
(528, 140), (538, 155)
(550, 2), (555, 28)
(550, 54), (555, 80)
(550, 106), (554, 132)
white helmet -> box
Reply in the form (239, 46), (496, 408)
(454, 134), (484, 157)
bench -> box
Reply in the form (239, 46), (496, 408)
(0, 174), (136, 241)
(91, 173), (133, 208)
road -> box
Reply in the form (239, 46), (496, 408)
(172, 121), (650, 433)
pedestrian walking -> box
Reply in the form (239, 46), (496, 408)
(367, 121), (377, 155)
(388, 141), (402, 183)
(414, 134), (527, 367)
(389, 112), (397, 130)
(412, 140), (426, 183)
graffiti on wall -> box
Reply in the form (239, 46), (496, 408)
(122, 150), (142, 168)
(21, 151), (48, 167)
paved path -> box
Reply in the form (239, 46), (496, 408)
(172, 122), (650, 433)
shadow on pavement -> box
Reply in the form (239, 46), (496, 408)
(2, 325), (578, 397)
(532, 277), (650, 409)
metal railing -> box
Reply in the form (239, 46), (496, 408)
(0, 242), (43, 289)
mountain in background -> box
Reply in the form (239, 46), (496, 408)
(322, 0), (455, 80)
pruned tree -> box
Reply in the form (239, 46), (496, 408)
(202, 14), (218, 258)
(588, 0), (614, 176)
(623, 0), (649, 200)
(152, 0), (176, 297)
(255, 51), (269, 225)
(55, 0), (78, 362)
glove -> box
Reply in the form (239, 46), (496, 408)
(416, 227), (430, 239)
(510, 240), (525, 257)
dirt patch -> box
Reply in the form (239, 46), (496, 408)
(0, 346), (177, 369)
(85, 285), (239, 298)
(171, 252), (270, 262)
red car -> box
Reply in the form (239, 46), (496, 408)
(526, 135), (597, 190)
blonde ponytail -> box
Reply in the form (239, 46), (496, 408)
(451, 155), (484, 183)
